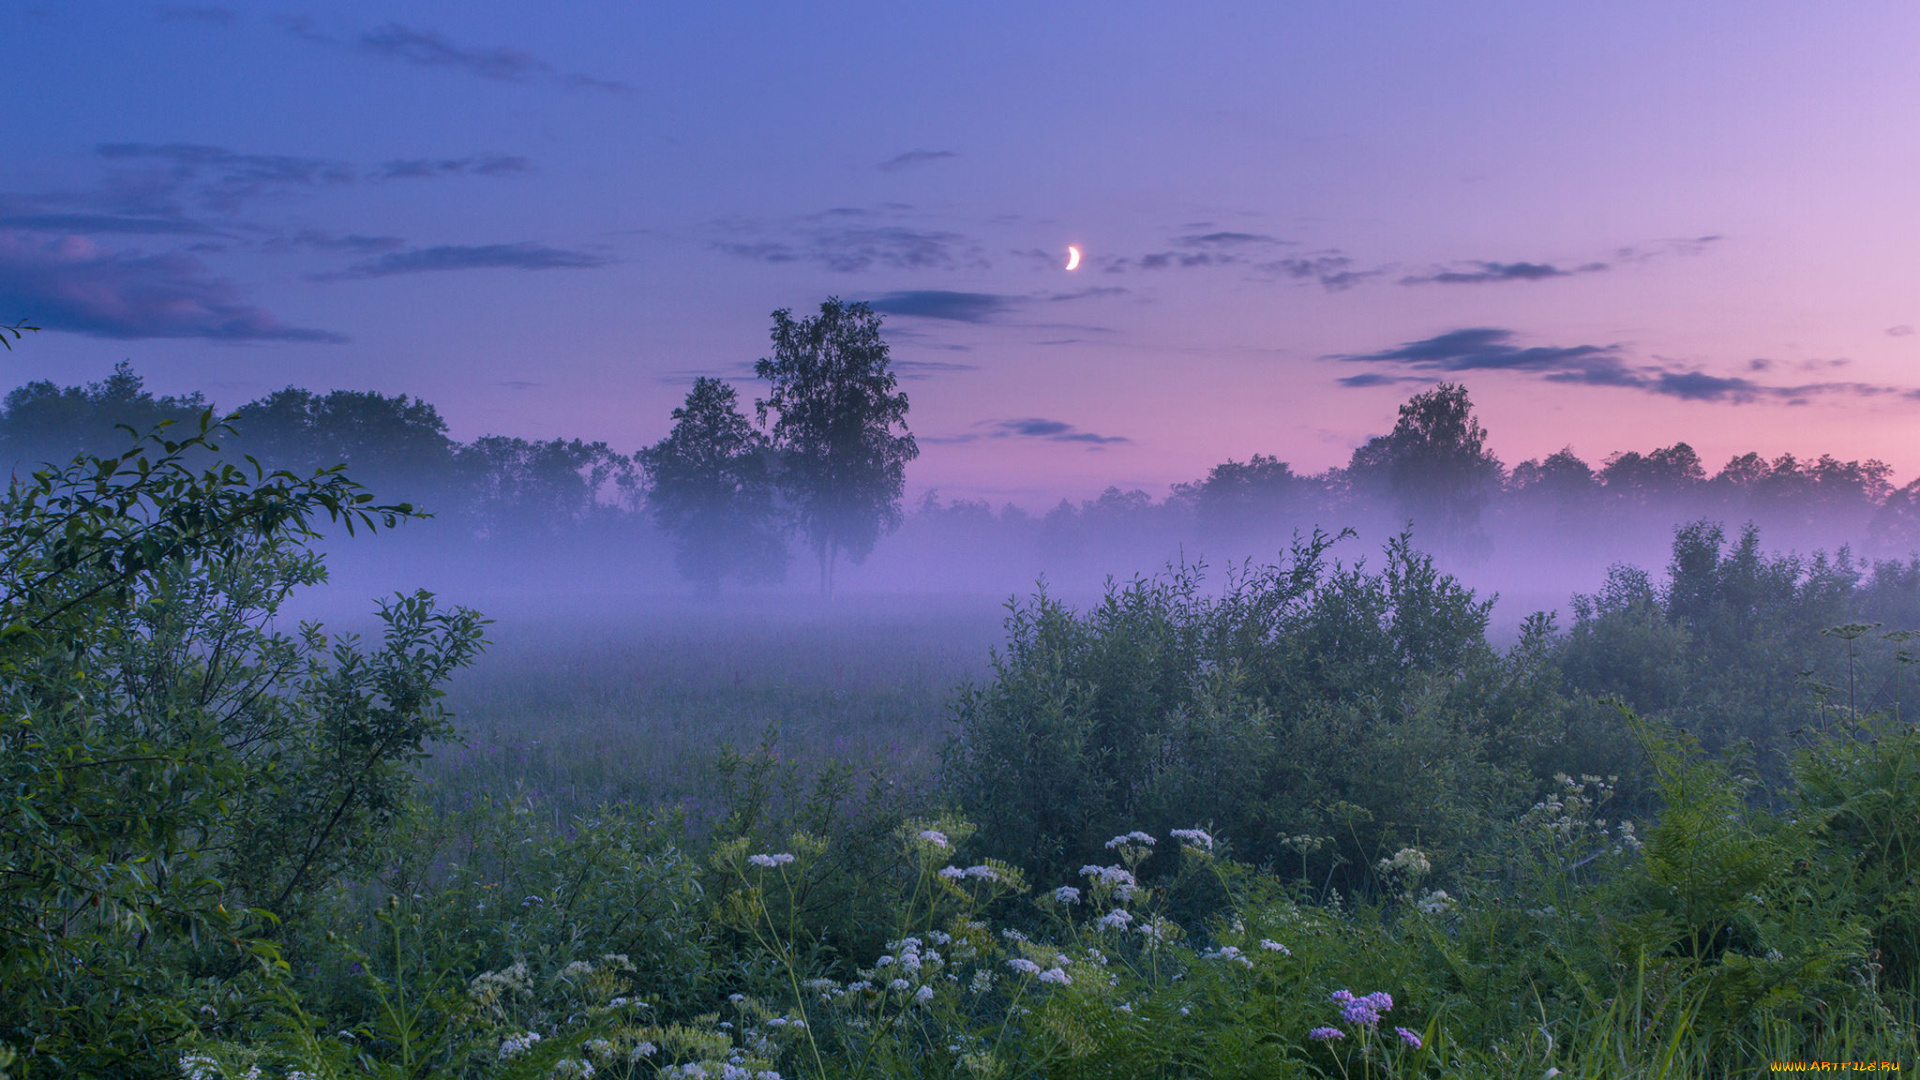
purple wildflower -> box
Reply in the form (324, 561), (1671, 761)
(1395, 1027), (1422, 1049)
(1308, 1027), (1346, 1042)
(1342, 1000), (1382, 1027)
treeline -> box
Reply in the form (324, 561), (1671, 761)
(8, 348), (1919, 595)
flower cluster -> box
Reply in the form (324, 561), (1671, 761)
(1331, 989), (1395, 1028)
(1169, 828), (1214, 851)
(747, 852), (795, 869)
(1105, 831), (1155, 851)
(1079, 863), (1139, 901)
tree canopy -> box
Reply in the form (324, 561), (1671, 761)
(754, 299), (917, 594)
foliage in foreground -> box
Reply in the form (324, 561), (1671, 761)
(184, 714), (1918, 1078)
(0, 404), (1915, 1077)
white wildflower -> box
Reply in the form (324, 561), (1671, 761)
(1007, 958), (1042, 975)
(1169, 828), (1214, 851)
(1105, 831), (1156, 850)
(938, 866), (966, 880)
(1417, 889), (1455, 915)
(1051, 885), (1082, 904)
(916, 984), (936, 1003)
(1097, 909), (1134, 930)
(1259, 939), (1291, 955)
(918, 829), (951, 849)
(1039, 967), (1072, 985)
(500, 1031), (543, 1059)
(748, 853), (795, 868)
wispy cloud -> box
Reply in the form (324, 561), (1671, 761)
(281, 18), (629, 93)
(890, 358), (979, 379)
(0, 212), (219, 236)
(0, 232), (342, 342)
(1259, 252), (1381, 291)
(878, 150), (958, 172)
(96, 142), (355, 212)
(867, 290), (1012, 323)
(371, 155), (532, 181)
(319, 242), (611, 279)
(713, 207), (985, 273)
(1332, 327), (1918, 403)
(1400, 260), (1608, 285)
(1889, 325), (1914, 337)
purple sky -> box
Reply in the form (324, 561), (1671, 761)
(4, 2), (1916, 507)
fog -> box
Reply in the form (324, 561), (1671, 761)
(7, 364), (1916, 646)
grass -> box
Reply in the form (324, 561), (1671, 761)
(422, 596), (1005, 821)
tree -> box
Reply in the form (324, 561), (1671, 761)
(0, 412), (485, 1073)
(1347, 383), (1503, 546)
(639, 377), (787, 593)
(753, 299), (917, 595)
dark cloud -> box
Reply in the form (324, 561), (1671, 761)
(714, 208), (983, 273)
(878, 150), (958, 172)
(0, 212), (219, 236)
(1336, 372), (1427, 388)
(96, 142), (355, 212)
(0, 231), (342, 342)
(266, 229), (405, 254)
(1175, 231), (1289, 248)
(320, 242), (611, 279)
(372, 155), (533, 181)
(867, 290), (1013, 323)
(1333, 327), (1917, 404)
(1889, 325), (1914, 337)
(1259, 252), (1380, 291)
(890, 358), (978, 379)
(987, 418), (1129, 445)
(1401, 260), (1608, 285)
(156, 5), (235, 23)
(282, 18), (629, 93)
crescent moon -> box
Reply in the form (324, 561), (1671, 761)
(1065, 245), (1081, 270)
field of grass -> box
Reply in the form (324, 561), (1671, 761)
(423, 597), (1007, 821)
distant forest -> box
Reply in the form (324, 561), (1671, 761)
(5, 363), (1918, 591)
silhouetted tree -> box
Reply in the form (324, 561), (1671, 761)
(639, 377), (787, 593)
(459, 435), (635, 544)
(1600, 442), (1705, 501)
(754, 299), (917, 595)
(0, 362), (206, 471)
(1178, 453), (1307, 541)
(1347, 383), (1502, 546)
(228, 388), (458, 503)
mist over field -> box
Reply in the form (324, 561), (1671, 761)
(8, 4), (1920, 1075)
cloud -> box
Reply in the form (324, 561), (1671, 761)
(371, 155), (533, 180)
(283, 18), (629, 92)
(0, 212), (219, 236)
(1401, 260), (1608, 285)
(867, 290), (1013, 323)
(1174, 231), (1290, 248)
(713, 208), (984, 273)
(1332, 327), (1917, 404)
(156, 5), (236, 23)
(96, 142), (355, 212)
(890, 358), (978, 379)
(1889, 325), (1914, 337)
(1259, 252), (1381, 291)
(266, 229), (405, 254)
(878, 150), (958, 172)
(320, 242), (611, 279)
(1613, 235), (1722, 263)
(987, 417), (1130, 444)
(0, 231), (343, 342)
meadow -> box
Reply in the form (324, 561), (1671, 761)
(4, 421), (1917, 1078)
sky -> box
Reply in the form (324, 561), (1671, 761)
(3, 1), (1917, 508)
